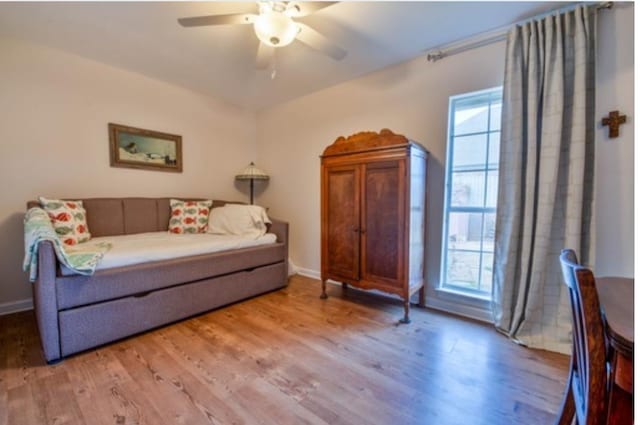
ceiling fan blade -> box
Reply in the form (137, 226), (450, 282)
(286, 2), (338, 18)
(256, 42), (275, 70)
(178, 13), (256, 27)
(296, 22), (347, 61)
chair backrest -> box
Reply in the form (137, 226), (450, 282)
(558, 249), (608, 425)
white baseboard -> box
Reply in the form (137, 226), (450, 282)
(424, 297), (492, 323)
(290, 264), (491, 323)
(288, 260), (322, 280)
(296, 269), (345, 288)
(296, 267), (321, 280)
(0, 298), (33, 316)
(287, 259), (299, 276)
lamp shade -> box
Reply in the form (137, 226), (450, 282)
(235, 162), (269, 181)
(236, 162), (269, 205)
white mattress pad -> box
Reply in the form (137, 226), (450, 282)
(84, 231), (277, 271)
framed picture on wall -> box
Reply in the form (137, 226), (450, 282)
(108, 123), (183, 173)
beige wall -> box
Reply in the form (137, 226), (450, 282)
(0, 37), (256, 309)
(256, 41), (506, 302)
(256, 6), (635, 313)
(594, 4), (634, 277)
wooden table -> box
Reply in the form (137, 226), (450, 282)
(596, 277), (634, 425)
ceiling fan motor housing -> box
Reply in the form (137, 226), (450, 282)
(254, 7), (300, 47)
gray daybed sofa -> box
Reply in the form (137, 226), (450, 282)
(27, 197), (289, 363)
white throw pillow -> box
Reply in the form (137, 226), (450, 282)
(208, 204), (271, 239)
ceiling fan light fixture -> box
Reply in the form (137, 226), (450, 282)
(253, 11), (299, 47)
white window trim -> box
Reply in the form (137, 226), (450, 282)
(430, 86), (502, 321)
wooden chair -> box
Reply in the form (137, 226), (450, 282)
(555, 249), (609, 425)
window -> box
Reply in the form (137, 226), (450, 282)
(440, 87), (502, 299)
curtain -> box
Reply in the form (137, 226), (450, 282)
(492, 5), (596, 354)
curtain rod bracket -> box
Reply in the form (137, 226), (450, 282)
(597, 1), (613, 10)
(426, 51), (445, 62)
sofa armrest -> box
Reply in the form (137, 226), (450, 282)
(32, 241), (61, 362)
(269, 218), (289, 277)
(269, 218), (288, 244)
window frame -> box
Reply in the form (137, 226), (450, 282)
(439, 86), (503, 300)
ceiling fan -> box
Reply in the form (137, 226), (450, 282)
(178, 1), (347, 70)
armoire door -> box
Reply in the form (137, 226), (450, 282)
(322, 165), (360, 281)
(360, 160), (406, 288)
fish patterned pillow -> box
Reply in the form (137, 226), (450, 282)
(168, 199), (213, 234)
(38, 197), (91, 246)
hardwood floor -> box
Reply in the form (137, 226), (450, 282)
(0, 275), (569, 425)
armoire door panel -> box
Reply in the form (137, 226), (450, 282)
(361, 160), (405, 286)
(324, 166), (360, 280)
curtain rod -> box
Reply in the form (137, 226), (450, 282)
(426, 1), (613, 62)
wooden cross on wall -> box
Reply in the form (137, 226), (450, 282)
(601, 110), (627, 138)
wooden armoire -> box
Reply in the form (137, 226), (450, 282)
(320, 129), (428, 323)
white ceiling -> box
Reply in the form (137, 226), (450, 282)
(0, 2), (566, 110)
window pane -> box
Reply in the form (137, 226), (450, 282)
(489, 102), (502, 131)
(451, 171), (485, 207)
(445, 250), (480, 290)
(454, 103), (489, 135)
(486, 170), (498, 207)
(488, 132), (500, 168)
(479, 252), (494, 292)
(447, 212), (483, 251)
(482, 213), (496, 252)
(452, 134), (487, 170)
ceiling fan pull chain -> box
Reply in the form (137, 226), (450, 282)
(270, 50), (277, 79)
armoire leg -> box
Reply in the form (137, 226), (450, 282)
(418, 286), (426, 308)
(399, 300), (411, 324)
(320, 279), (328, 299)
(342, 282), (348, 289)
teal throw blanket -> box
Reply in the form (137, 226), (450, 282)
(23, 207), (111, 281)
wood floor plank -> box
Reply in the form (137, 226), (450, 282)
(64, 349), (166, 425)
(182, 316), (381, 425)
(258, 278), (564, 420)
(207, 311), (413, 425)
(0, 332), (8, 425)
(231, 377), (328, 425)
(237, 305), (422, 412)
(0, 384), (6, 425)
(114, 335), (250, 425)
(7, 381), (46, 424)
(0, 275), (570, 424)
(30, 372), (87, 425)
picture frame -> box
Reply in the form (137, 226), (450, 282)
(108, 123), (183, 173)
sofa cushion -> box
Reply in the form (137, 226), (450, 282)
(82, 199), (126, 237)
(55, 242), (286, 310)
(39, 197), (91, 246)
(123, 199), (159, 234)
